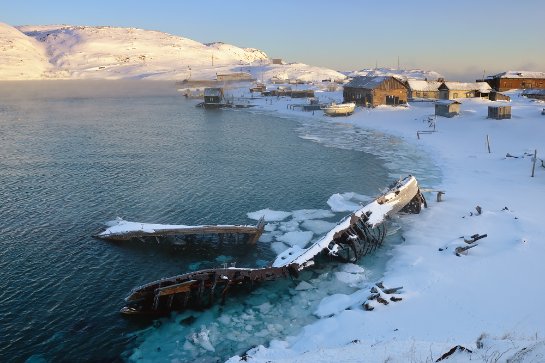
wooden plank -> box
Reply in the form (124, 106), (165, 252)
(156, 280), (197, 296)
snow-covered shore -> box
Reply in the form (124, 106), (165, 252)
(223, 92), (545, 362)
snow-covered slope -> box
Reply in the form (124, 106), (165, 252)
(0, 22), (52, 79)
(347, 67), (444, 81)
(0, 23), (345, 82)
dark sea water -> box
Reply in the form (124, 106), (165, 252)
(0, 81), (402, 362)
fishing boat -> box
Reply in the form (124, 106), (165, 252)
(322, 102), (356, 116)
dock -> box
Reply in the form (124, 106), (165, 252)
(94, 216), (265, 244)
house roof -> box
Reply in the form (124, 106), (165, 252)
(204, 88), (223, 96)
(407, 80), (442, 92)
(489, 71), (545, 79)
(440, 82), (492, 92)
(344, 76), (405, 89)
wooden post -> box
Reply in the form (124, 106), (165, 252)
(486, 135), (491, 153)
(531, 149), (537, 177)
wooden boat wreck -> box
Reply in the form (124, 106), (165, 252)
(119, 175), (426, 315)
(94, 217), (266, 245)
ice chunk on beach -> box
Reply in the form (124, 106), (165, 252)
(327, 193), (362, 212)
(314, 293), (352, 318)
(292, 209), (335, 221)
(278, 219), (300, 232)
(271, 241), (290, 255)
(301, 220), (337, 234)
(276, 231), (313, 248)
(258, 232), (274, 243)
(247, 209), (292, 222)
(339, 263), (365, 274)
(188, 326), (215, 352)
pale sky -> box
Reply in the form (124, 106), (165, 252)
(3, 0), (545, 80)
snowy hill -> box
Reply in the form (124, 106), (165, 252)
(0, 22), (52, 79)
(0, 23), (345, 82)
(347, 67), (444, 81)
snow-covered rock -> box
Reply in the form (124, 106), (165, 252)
(0, 22), (52, 79)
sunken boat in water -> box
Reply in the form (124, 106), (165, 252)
(119, 175), (426, 315)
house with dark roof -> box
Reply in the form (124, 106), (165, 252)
(480, 71), (545, 91)
(343, 76), (408, 107)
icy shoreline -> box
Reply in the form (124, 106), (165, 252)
(223, 92), (545, 362)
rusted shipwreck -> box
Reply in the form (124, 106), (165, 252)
(119, 175), (426, 315)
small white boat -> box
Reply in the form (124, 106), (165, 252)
(322, 102), (356, 116)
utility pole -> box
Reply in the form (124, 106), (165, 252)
(397, 56), (400, 69)
(211, 54), (214, 66)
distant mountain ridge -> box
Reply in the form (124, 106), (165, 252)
(0, 22), (345, 82)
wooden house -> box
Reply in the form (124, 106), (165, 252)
(480, 71), (545, 91)
(438, 82), (491, 100)
(435, 100), (461, 118)
(406, 80), (442, 100)
(272, 58), (283, 65)
(343, 76), (408, 107)
(488, 105), (511, 119)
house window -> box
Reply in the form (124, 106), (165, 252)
(453, 93), (458, 98)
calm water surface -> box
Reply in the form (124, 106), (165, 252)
(0, 81), (399, 362)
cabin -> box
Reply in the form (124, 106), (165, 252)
(480, 71), (545, 91)
(343, 76), (408, 107)
(272, 58), (283, 65)
(250, 83), (266, 93)
(488, 91), (511, 102)
(270, 76), (287, 84)
(203, 88), (224, 107)
(406, 80), (442, 100)
(488, 105), (511, 120)
(438, 82), (492, 100)
(216, 72), (254, 82)
(435, 100), (461, 118)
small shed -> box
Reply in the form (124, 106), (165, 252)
(435, 100), (461, 118)
(203, 88), (224, 107)
(489, 91), (511, 102)
(488, 105), (511, 119)
(272, 58), (283, 65)
(438, 82), (492, 100)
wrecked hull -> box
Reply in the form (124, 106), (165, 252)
(121, 175), (425, 315)
(122, 266), (297, 315)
